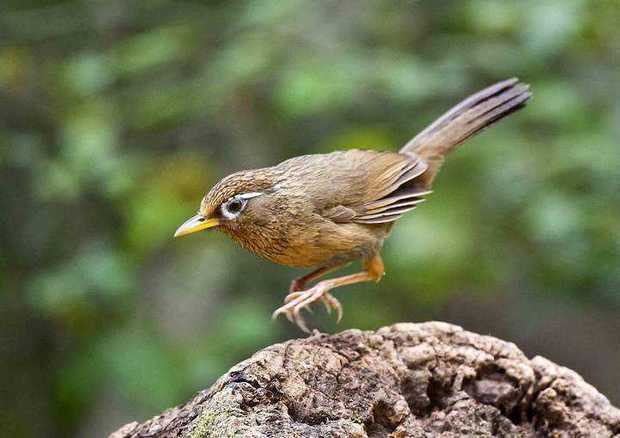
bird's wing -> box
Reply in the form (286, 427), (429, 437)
(322, 204), (358, 223)
(352, 153), (431, 224)
(320, 150), (431, 224)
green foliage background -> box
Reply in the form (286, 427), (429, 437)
(1, 1), (619, 436)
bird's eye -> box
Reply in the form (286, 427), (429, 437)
(227, 198), (243, 213)
(221, 197), (247, 219)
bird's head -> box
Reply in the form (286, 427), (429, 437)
(174, 169), (277, 239)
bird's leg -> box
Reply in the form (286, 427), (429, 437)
(288, 264), (345, 293)
(273, 255), (385, 332)
(285, 263), (347, 316)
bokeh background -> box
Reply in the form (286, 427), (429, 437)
(1, 0), (619, 436)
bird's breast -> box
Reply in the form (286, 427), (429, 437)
(223, 216), (388, 268)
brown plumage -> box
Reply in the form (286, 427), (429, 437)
(175, 78), (531, 331)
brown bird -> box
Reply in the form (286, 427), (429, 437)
(175, 78), (531, 332)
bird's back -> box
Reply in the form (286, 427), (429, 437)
(272, 149), (421, 213)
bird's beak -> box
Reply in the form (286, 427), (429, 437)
(174, 215), (220, 238)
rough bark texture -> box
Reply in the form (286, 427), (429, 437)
(110, 322), (620, 437)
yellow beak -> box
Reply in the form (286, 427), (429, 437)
(174, 215), (220, 238)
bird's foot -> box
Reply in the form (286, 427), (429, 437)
(272, 285), (343, 333)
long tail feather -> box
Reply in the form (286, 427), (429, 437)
(400, 78), (531, 186)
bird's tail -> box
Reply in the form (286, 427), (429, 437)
(400, 78), (531, 186)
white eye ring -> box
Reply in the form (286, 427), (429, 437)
(220, 192), (262, 220)
(237, 192), (263, 200)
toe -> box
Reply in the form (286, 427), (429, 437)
(271, 308), (284, 320)
(334, 300), (343, 323)
(320, 295), (332, 314)
(283, 292), (302, 304)
(292, 307), (310, 333)
(324, 293), (343, 323)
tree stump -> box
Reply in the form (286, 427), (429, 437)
(110, 322), (620, 437)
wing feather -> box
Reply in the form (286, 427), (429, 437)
(354, 213), (404, 224)
(353, 154), (430, 224)
(363, 189), (432, 214)
(354, 205), (419, 220)
(317, 150), (431, 225)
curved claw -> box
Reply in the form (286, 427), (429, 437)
(272, 285), (344, 332)
(284, 310), (294, 323)
(320, 296), (332, 314)
(322, 293), (343, 323)
(272, 292), (313, 332)
(272, 303), (292, 320)
(335, 305), (343, 323)
(291, 306), (310, 333)
(272, 308), (295, 324)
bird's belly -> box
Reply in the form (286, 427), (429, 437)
(263, 242), (360, 268)
(251, 222), (389, 268)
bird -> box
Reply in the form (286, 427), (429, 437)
(174, 78), (531, 332)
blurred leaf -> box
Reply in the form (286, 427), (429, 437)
(27, 242), (134, 317)
(63, 53), (113, 96)
(319, 126), (395, 152)
(123, 154), (211, 253)
(522, 0), (585, 54)
(466, 1), (522, 32)
(102, 330), (188, 409)
(275, 57), (366, 116)
(113, 26), (189, 77)
(525, 192), (582, 241)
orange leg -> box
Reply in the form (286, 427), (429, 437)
(273, 255), (385, 332)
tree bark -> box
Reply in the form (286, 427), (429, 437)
(110, 322), (620, 437)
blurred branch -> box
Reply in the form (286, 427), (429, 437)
(109, 322), (620, 437)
